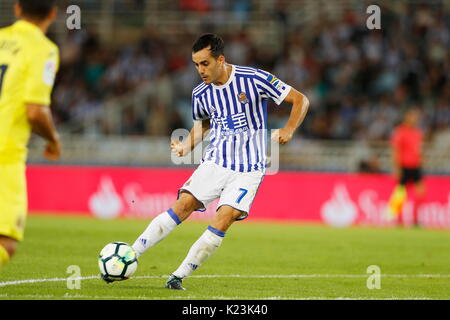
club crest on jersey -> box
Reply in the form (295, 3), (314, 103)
(238, 92), (249, 104)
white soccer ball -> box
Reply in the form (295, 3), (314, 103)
(98, 242), (138, 282)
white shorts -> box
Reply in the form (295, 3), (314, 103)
(179, 161), (264, 220)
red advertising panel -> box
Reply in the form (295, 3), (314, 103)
(27, 166), (450, 228)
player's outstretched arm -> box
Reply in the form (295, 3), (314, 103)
(26, 103), (61, 160)
(272, 88), (309, 145)
(171, 119), (210, 157)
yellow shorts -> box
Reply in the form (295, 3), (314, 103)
(0, 162), (27, 241)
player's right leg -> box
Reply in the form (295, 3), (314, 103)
(132, 162), (224, 257)
(131, 191), (202, 257)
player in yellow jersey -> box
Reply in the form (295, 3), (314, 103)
(0, 0), (60, 267)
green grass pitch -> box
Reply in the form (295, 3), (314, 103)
(1, 215), (450, 300)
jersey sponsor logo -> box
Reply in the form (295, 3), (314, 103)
(275, 82), (286, 91)
(231, 112), (248, 129)
(267, 74), (285, 91)
(43, 59), (56, 86)
(215, 112), (249, 135)
(238, 92), (249, 104)
(267, 74), (278, 84)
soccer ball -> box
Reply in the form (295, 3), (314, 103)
(98, 242), (138, 283)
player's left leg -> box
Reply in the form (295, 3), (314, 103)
(387, 168), (408, 221)
(412, 173), (426, 227)
(167, 206), (243, 290)
(0, 236), (17, 267)
(0, 162), (27, 268)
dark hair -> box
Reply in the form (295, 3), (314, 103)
(192, 34), (224, 59)
(18, 0), (57, 20)
(404, 105), (422, 114)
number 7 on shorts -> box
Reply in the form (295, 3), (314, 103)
(236, 188), (248, 204)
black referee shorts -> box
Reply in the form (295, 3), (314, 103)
(400, 167), (423, 185)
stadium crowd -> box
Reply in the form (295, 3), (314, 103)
(50, 1), (449, 144)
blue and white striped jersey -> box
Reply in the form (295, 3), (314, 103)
(191, 64), (292, 173)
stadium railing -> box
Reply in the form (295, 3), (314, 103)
(27, 134), (450, 175)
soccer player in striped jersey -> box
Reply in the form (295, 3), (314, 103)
(131, 34), (309, 290)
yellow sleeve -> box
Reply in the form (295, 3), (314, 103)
(23, 45), (59, 106)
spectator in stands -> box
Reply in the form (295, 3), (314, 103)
(43, 1), (448, 143)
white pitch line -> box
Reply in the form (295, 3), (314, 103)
(2, 273), (450, 288)
(0, 293), (435, 300)
(0, 275), (99, 287)
(184, 274), (450, 278)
